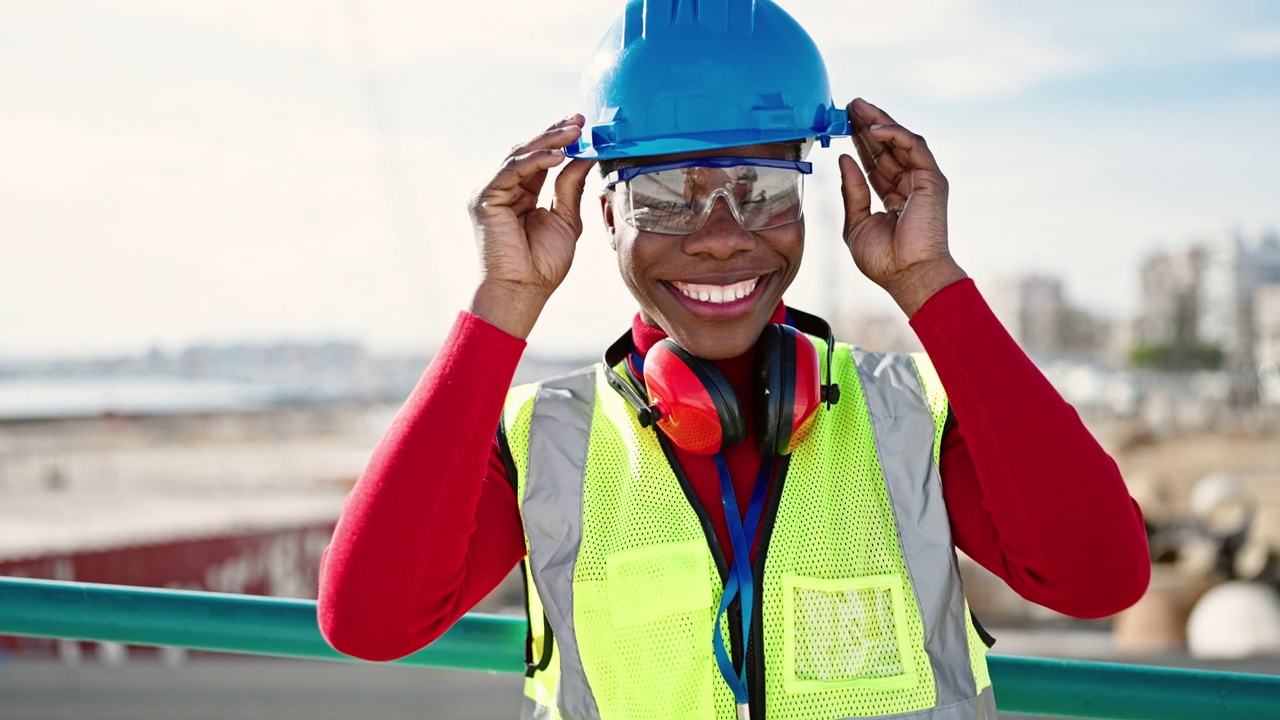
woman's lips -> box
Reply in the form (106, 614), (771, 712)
(664, 274), (770, 316)
(670, 277), (760, 304)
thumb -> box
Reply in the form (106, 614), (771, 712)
(838, 154), (872, 240)
(550, 158), (596, 230)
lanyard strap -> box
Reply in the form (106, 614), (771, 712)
(711, 453), (774, 712)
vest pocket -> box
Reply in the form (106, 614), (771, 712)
(574, 540), (716, 719)
(781, 574), (920, 694)
(606, 540), (712, 628)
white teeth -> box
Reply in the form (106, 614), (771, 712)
(673, 277), (760, 304)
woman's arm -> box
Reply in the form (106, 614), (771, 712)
(318, 312), (528, 661)
(915, 279), (1150, 618)
(320, 115), (598, 661)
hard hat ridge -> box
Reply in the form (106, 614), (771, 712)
(635, 0), (750, 35)
(569, 0), (850, 161)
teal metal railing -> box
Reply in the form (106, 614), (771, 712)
(2, 576), (1279, 719)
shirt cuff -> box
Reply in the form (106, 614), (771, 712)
(455, 310), (529, 356)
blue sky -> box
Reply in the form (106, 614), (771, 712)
(2, 0), (1279, 358)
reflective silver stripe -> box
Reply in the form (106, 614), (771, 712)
(522, 367), (601, 720)
(520, 696), (554, 720)
(837, 685), (996, 720)
(853, 349), (976, 707)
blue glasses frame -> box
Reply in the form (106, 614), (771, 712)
(604, 157), (813, 187)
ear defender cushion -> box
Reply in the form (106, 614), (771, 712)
(645, 339), (746, 454)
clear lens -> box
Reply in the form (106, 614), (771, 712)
(617, 163), (806, 235)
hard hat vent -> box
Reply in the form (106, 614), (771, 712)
(633, 0), (751, 38)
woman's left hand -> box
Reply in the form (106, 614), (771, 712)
(839, 98), (968, 316)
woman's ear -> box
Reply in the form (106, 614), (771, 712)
(600, 193), (618, 250)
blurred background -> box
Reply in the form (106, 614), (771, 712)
(2, 0), (1280, 717)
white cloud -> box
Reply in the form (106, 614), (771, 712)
(2, 0), (1279, 357)
(900, 39), (1089, 102)
(797, 0), (1280, 103)
(92, 0), (619, 72)
(1232, 31), (1280, 59)
(794, 0), (1094, 102)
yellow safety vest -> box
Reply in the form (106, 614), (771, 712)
(500, 339), (993, 720)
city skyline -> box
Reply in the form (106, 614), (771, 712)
(3, 1), (1279, 358)
(7, 224), (1274, 366)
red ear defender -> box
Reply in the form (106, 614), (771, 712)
(753, 325), (822, 456)
(643, 340), (746, 455)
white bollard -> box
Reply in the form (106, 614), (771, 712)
(1186, 581), (1280, 659)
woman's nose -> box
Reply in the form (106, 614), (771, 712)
(681, 197), (756, 259)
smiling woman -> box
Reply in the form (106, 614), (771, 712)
(316, 2), (1153, 719)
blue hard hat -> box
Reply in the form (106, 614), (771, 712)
(568, 0), (851, 161)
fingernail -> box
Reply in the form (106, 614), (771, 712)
(870, 124), (886, 130)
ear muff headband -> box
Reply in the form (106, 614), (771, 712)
(753, 324), (795, 457)
(603, 331), (660, 427)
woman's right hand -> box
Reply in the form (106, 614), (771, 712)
(467, 115), (596, 338)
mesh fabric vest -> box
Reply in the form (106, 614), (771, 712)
(501, 340), (994, 720)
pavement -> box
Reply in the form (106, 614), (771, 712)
(2, 647), (1277, 720)
(0, 657), (523, 720)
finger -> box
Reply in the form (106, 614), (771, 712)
(847, 97), (909, 183)
(866, 124), (940, 173)
(851, 132), (897, 200)
(863, 133), (906, 181)
(520, 167), (550, 203)
(846, 98), (898, 132)
(853, 135), (909, 212)
(550, 158), (597, 229)
(838, 154), (873, 239)
(511, 121), (585, 202)
(483, 149), (568, 200)
(517, 121), (584, 199)
(509, 190), (539, 217)
(545, 113), (584, 132)
(507, 115), (585, 159)
(471, 152), (567, 220)
(865, 124), (947, 200)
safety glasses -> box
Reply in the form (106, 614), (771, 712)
(605, 157), (812, 235)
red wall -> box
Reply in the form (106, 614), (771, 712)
(0, 524), (335, 656)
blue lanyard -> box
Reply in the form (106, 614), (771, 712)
(711, 452), (774, 714)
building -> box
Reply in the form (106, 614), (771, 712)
(1256, 284), (1280, 405)
(1198, 229), (1280, 401)
(1257, 285), (1280, 366)
(1137, 245), (1204, 348)
(988, 274), (1110, 360)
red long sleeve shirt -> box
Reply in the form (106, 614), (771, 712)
(318, 280), (1150, 662)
